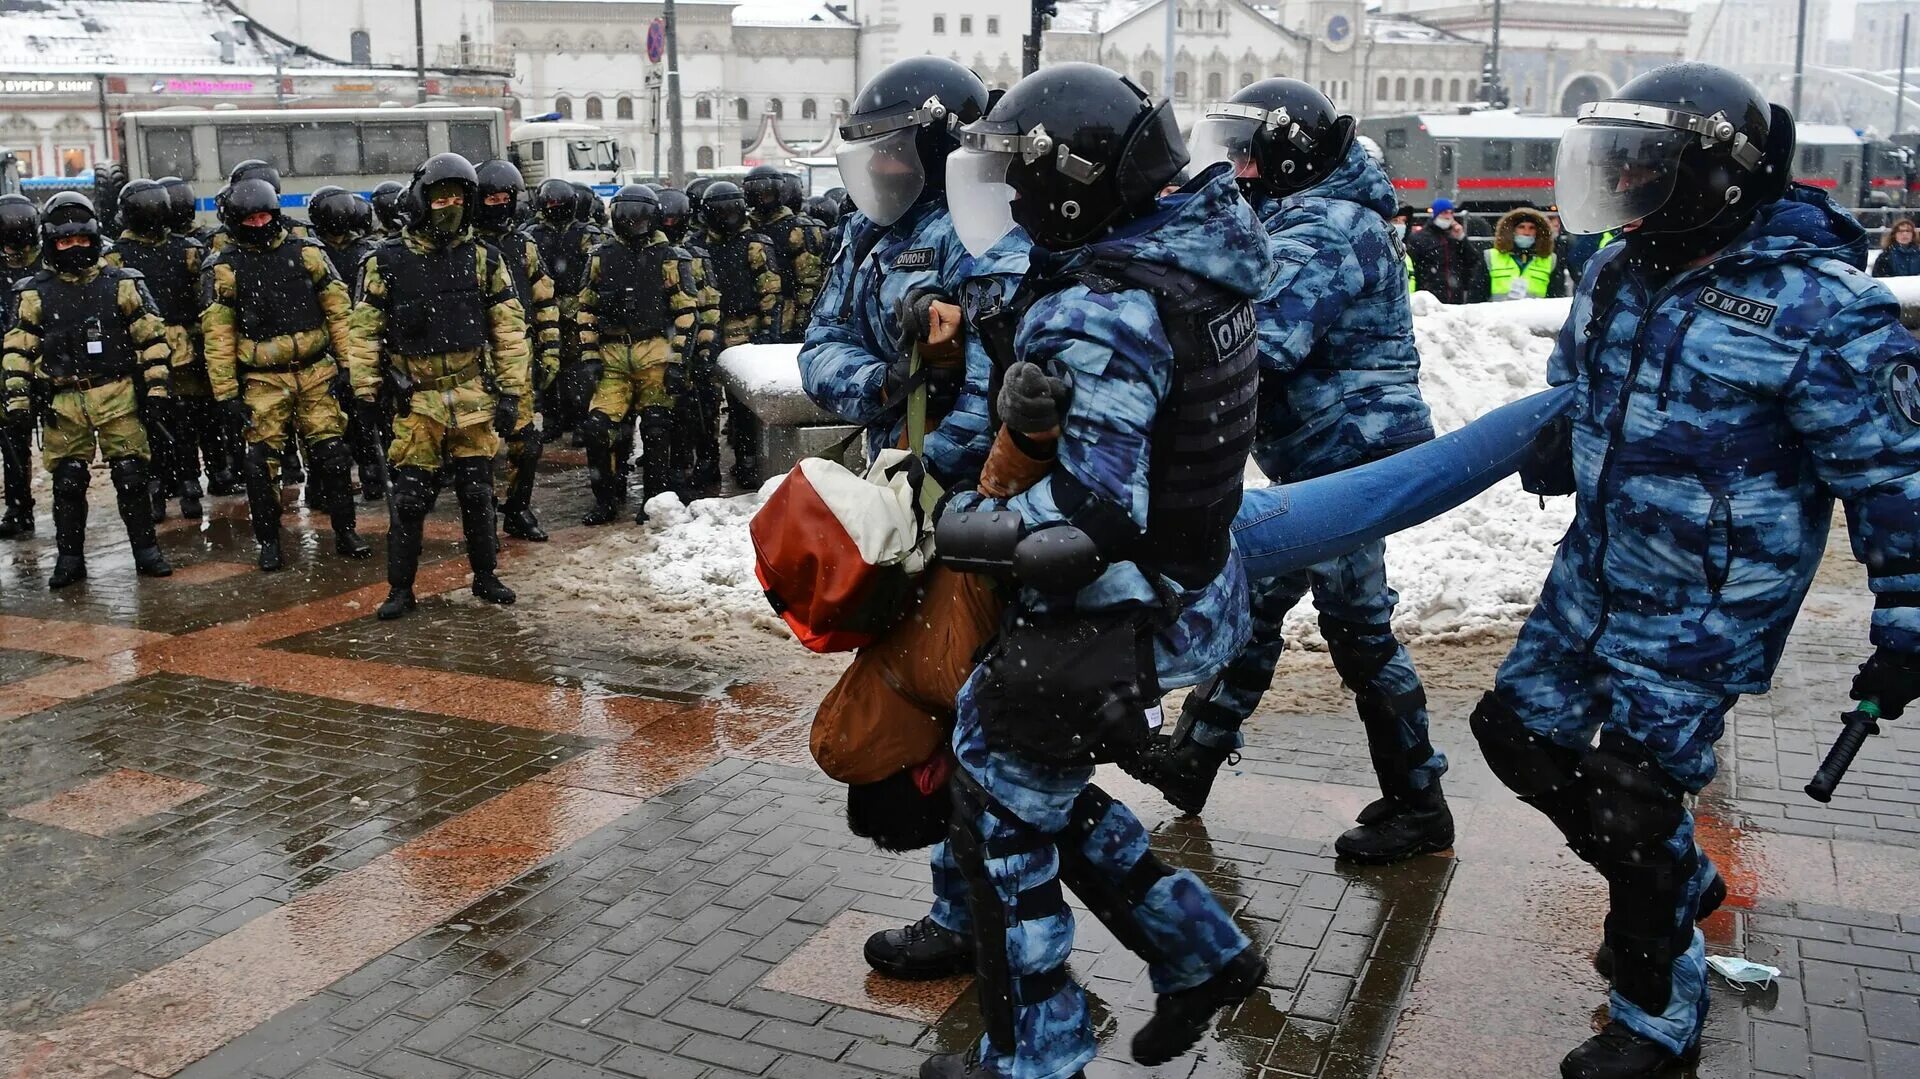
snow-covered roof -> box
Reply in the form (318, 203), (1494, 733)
(1049, 1), (1160, 35)
(0, 0), (383, 75)
(1368, 13), (1473, 44)
(730, 1), (853, 28)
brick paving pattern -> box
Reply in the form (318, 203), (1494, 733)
(0, 673), (597, 1032)
(274, 599), (734, 705)
(1741, 900), (1920, 1079)
(175, 759), (1451, 1079)
(0, 647), (78, 685)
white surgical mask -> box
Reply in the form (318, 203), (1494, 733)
(1392, 222), (1408, 240)
(1514, 233), (1536, 251)
(1432, 213), (1454, 231)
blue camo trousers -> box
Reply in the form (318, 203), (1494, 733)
(1185, 538), (1447, 795)
(949, 665), (1252, 1079)
(1491, 612), (1732, 1056)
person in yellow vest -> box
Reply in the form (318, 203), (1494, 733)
(1391, 204), (1417, 296)
(1484, 206), (1565, 301)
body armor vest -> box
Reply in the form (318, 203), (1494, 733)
(112, 235), (199, 325)
(708, 230), (773, 319)
(3, 252), (41, 327)
(220, 239), (325, 340)
(529, 220), (591, 296)
(479, 230), (534, 310)
(590, 240), (670, 337)
(988, 259), (1260, 590)
(754, 211), (802, 297)
(376, 239), (489, 357)
(33, 269), (139, 380)
(321, 237), (375, 298)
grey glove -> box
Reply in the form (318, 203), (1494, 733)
(895, 287), (951, 349)
(997, 361), (1071, 436)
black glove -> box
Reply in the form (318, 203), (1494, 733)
(329, 364), (354, 401)
(355, 398), (385, 435)
(895, 287), (951, 347)
(493, 394), (520, 437)
(219, 397), (252, 433)
(6, 408), (33, 434)
(996, 361), (1071, 436)
(142, 394), (178, 437)
(1851, 648), (1920, 720)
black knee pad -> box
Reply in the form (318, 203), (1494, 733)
(947, 775), (1069, 1053)
(580, 410), (615, 450)
(244, 441), (278, 481)
(308, 436), (353, 474)
(514, 430), (544, 469)
(1055, 784), (1174, 964)
(51, 458), (89, 500)
(107, 456), (148, 497)
(1579, 730), (1687, 867)
(389, 466), (437, 519)
(1320, 614), (1399, 690)
(1470, 691), (1583, 798)
(450, 456), (493, 504)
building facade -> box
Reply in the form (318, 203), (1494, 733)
(1855, 0), (1920, 74)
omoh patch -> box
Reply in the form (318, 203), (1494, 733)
(1891, 362), (1920, 426)
(1698, 287), (1777, 327)
(891, 247), (935, 271)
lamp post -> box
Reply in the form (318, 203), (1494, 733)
(647, 70), (663, 182)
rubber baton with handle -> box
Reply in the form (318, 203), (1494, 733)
(1805, 700), (1883, 803)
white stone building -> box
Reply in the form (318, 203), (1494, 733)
(1855, 0), (1920, 73)
(1691, 0), (1829, 72)
(230, 0), (502, 70)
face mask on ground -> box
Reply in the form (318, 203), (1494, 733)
(1514, 233), (1536, 251)
(1432, 214), (1454, 231)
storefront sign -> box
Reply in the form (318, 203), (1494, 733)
(160, 78), (256, 95)
(331, 83), (376, 93)
(0, 78), (95, 94)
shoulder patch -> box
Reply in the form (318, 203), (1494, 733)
(891, 247), (935, 271)
(1890, 362), (1920, 427)
(1208, 302), (1257, 358)
(1698, 286), (1777, 328)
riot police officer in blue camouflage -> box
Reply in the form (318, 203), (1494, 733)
(925, 63), (1270, 1079)
(1126, 78), (1453, 863)
(1478, 62), (1920, 1077)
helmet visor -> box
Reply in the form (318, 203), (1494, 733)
(1188, 114), (1262, 179)
(945, 146), (1017, 258)
(1554, 121), (1689, 236)
(836, 127), (926, 227)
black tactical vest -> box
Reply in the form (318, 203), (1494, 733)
(3, 252), (41, 328)
(321, 237), (375, 299)
(479, 230), (534, 311)
(376, 239), (488, 357)
(987, 259), (1260, 590)
(708, 230), (773, 319)
(529, 220), (591, 296)
(754, 211), (801, 297)
(589, 239), (671, 337)
(219, 239), (325, 340)
(111, 235), (200, 325)
(33, 268), (139, 380)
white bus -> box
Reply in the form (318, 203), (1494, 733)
(507, 118), (629, 189)
(114, 105), (507, 215)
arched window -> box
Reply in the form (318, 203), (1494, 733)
(1411, 78), (1423, 102)
(1239, 70), (1255, 87)
(1176, 8), (1184, 28)
(616, 96), (633, 120)
(735, 97), (749, 121)
(933, 14), (945, 33)
(802, 98), (817, 120)
(555, 95), (572, 119)
(349, 30), (371, 65)
(1175, 70), (1190, 98)
(697, 146), (715, 170)
(1217, 10), (1226, 30)
(696, 97), (712, 119)
(1141, 69), (1157, 93)
(585, 96), (603, 119)
(768, 98), (784, 118)
(834, 98), (848, 115)
(1205, 71), (1223, 99)
(1393, 77), (1406, 100)
(1450, 78), (1462, 102)
(1376, 76), (1389, 102)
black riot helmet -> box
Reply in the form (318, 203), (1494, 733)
(118, 178), (175, 236)
(41, 192), (103, 272)
(948, 63), (1186, 254)
(535, 178), (576, 225)
(656, 187), (693, 242)
(0, 193), (40, 254)
(837, 56), (989, 225)
(570, 181), (597, 224)
(474, 159), (526, 231)
(609, 184), (661, 243)
(700, 181), (749, 233)
(347, 194), (374, 233)
(160, 177), (198, 231)
(1555, 61), (1791, 268)
(408, 152), (480, 240)
(643, 182), (666, 194)
(685, 175), (716, 214)
(228, 158), (283, 192)
(804, 194), (840, 228)
(743, 164), (786, 213)
(371, 180), (408, 231)
(306, 185), (358, 237)
(780, 173), (806, 212)
(1189, 78), (1354, 200)
(221, 178), (284, 247)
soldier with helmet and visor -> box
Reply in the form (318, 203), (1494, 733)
(698, 181), (781, 484)
(576, 185), (700, 524)
(307, 184), (387, 501)
(108, 178), (210, 521)
(1125, 79), (1452, 864)
(743, 164), (825, 340)
(659, 185), (725, 490)
(526, 178), (598, 440)
(3, 193), (177, 587)
(202, 177), (370, 571)
(0, 192), (42, 537)
(924, 63), (1272, 1079)
(474, 159), (562, 541)
(346, 153), (532, 620)
(370, 181), (409, 241)
(1472, 62), (1920, 1077)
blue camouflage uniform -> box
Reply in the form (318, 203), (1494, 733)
(1479, 185), (1920, 1057)
(1182, 142), (1444, 802)
(940, 170), (1264, 1079)
(799, 200), (1029, 488)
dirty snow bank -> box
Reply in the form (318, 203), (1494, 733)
(533, 298), (1573, 649)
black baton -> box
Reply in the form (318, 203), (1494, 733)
(1806, 701), (1883, 803)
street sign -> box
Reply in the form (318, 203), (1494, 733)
(646, 19), (665, 64)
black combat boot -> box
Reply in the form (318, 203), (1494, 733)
(1593, 870), (1727, 981)
(635, 406), (678, 524)
(864, 917), (973, 980)
(1121, 701), (1239, 816)
(313, 438), (370, 559)
(0, 424), (35, 537)
(148, 478), (169, 521)
(501, 433), (547, 541)
(1560, 1023), (1699, 1079)
(1334, 781), (1455, 864)
(109, 458), (171, 578)
(244, 444), (284, 571)
(178, 475), (204, 520)
(47, 460), (89, 589)
(1132, 946), (1266, 1066)
(455, 458), (516, 605)
(379, 467), (431, 620)
(581, 439), (620, 526)
(0, 504), (33, 538)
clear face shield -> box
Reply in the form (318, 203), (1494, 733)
(1554, 101), (1764, 236)
(1187, 105), (1266, 181)
(836, 101), (946, 227)
(945, 144), (1018, 257)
